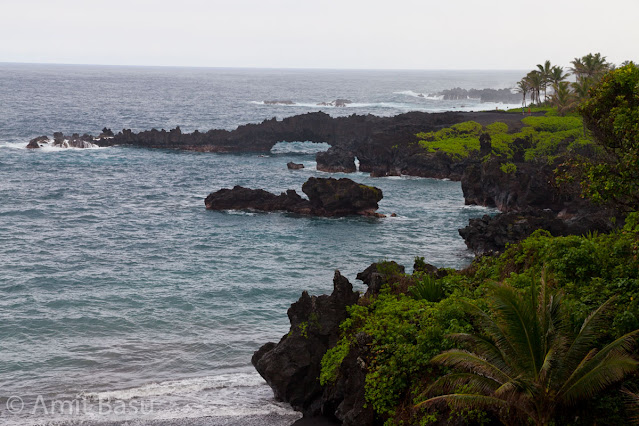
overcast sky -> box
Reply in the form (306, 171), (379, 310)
(1, 0), (637, 70)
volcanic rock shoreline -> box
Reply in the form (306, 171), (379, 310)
(86, 110), (530, 179)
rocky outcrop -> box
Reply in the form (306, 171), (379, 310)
(316, 147), (356, 173)
(302, 178), (382, 217)
(459, 209), (620, 255)
(252, 270), (362, 421)
(356, 261), (405, 296)
(287, 162), (305, 170)
(27, 133), (98, 149)
(91, 111), (473, 171)
(205, 177), (384, 217)
(461, 155), (576, 213)
(430, 87), (520, 103)
(318, 99), (353, 107)
(26, 136), (49, 149)
(265, 100), (295, 105)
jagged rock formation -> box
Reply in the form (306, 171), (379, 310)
(316, 147), (356, 173)
(90, 111), (519, 177)
(32, 110), (531, 178)
(204, 177), (384, 217)
(252, 271), (363, 423)
(27, 133), (98, 149)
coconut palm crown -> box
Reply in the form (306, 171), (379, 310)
(417, 276), (639, 426)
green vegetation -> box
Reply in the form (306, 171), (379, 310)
(318, 57), (639, 425)
(415, 112), (593, 164)
(521, 115), (583, 132)
(499, 162), (516, 174)
(416, 121), (483, 159)
(319, 337), (350, 385)
(320, 222), (639, 425)
(420, 276), (639, 426)
(410, 274), (444, 302)
(576, 62), (639, 209)
(516, 53), (613, 116)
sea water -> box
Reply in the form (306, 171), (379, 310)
(0, 64), (512, 424)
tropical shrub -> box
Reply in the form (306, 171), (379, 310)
(419, 277), (639, 426)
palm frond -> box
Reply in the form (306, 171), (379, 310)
(431, 350), (513, 384)
(559, 356), (638, 405)
(426, 372), (501, 396)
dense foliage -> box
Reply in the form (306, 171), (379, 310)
(416, 121), (483, 159)
(416, 113), (594, 164)
(575, 62), (639, 208)
(320, 221), (639, 425)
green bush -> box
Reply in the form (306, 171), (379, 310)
(319, 337), (350, 385)
(485, 121), (508, 135)
(416, 121), (483, 159)
(410, 275), (444, 302)
(521, 115), (583, 132)
(499, 162), (517, 174)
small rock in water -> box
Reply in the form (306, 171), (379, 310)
(287, 162), (304, 170)
(26, 135), (49, 149)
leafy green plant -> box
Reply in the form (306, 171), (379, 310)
(485, 122), (508, 135)
(419, 276), (639, 426)
(410, 275), (444, 302)
(319, 337), (350, 385)
(499, 162), (517, 174)
(416, 121), (483, 159)
(522, 115), (583, 132)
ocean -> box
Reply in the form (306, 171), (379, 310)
(0, 64), (515, 425)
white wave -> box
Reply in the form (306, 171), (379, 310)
(225, 210), (257, 216)
(0, 140), (106, 151)
(0, 141), (28, 150)
(394, 90), (443, 100)
(82, 372), (266, 402)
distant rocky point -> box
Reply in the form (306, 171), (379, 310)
(429, 87), (520, 103)
(205, 177), (384, 217)
(264, 100), (295, 105)
(317, 99), (352, 107)
(26, 128), (113, 149)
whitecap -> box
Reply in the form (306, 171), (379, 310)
(81, 372), (266, 402)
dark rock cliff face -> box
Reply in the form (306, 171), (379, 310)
(459, 209), (620, 255)
(458, 140), (620, 254)
(252, 271), (362, 422)
(461, 158), (566, 212)
(316, 147), (356, 173)
(204, 177), (383, 217)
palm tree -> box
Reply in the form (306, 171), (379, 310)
(549, 65), (570, 88)
(623, 388), (639, 425)
(536, 60), (553, 102)
(516, 79), (529, 107)
(417, 276), (639, 426)
(571, 77), (592, 101)
(570, 53), (611, 82)
(525, 71), (543, 105)
(550, 82), (576, 116)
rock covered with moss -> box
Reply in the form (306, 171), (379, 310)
(205, 177), (384, 217)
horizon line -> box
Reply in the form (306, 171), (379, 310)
(0, 60), (530, 72)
